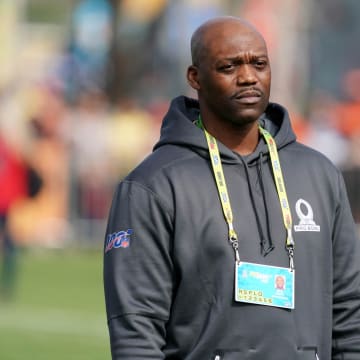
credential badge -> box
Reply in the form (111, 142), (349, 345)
(294, 198), (320, 232)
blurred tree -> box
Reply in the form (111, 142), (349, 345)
(106, 0), (120, 103)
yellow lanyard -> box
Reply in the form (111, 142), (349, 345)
(201, 120), (295, 271)
(259, 127), (294, 270)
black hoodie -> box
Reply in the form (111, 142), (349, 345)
(104, 96), (360, 359)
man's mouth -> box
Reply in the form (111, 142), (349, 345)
(232, 89), (262, 104)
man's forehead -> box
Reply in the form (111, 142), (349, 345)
(200, 18), (261, 41)
(205, 31), (267, 58)
(191, 17), (266, 65)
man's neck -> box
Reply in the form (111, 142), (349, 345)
(201, 118), (260, 156)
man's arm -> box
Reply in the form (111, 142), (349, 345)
(332, 172), (360, 359)
(103, 181), (174, 359)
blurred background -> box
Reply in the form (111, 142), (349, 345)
(1, 0), (360, 358)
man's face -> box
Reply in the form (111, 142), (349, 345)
(276, 276), (285, 289)
(192, 23), (271, 126)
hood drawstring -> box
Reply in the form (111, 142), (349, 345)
(241, 155), (269, 256)
(258, 152), (275, 255)
(241, 152), (275, 257)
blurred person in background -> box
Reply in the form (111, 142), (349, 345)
(335, 69), (360, 224)
(335, 68), (360, 139)
(0, 134), (27, 299)
(7, 84), (68, 248)
(64, 0), (113, 103)
(104, 16), (360, 359)
(62, 87), (113, 239)
(0, 132), (41, 299)
(305, 90), (349, 168)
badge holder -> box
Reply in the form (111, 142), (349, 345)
(235, 261), (295, 309)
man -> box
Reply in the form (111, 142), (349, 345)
(103, 16), (360, 359)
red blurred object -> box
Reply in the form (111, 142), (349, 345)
(0, 137), (27, 214)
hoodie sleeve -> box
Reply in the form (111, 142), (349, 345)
(332, 172), (360, 359)
(103, 180), (174, 359)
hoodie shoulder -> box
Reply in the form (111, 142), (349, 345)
(289, 140), (341, 171)
(127, 144), (196, 183)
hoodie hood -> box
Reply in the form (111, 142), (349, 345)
(154, 96), (297, 163)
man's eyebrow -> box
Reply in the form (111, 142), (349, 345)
(218, 54), (268, 63)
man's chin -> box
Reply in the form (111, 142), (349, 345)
(232, 108), (264, 125)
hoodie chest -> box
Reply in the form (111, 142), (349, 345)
(171, 160), (289, 266)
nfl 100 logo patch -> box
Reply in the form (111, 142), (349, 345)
(105, 229), (133, 253)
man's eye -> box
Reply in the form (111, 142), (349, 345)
(219, 64), (234, 72)
(254, 61), (267, 69)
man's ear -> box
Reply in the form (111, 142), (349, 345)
(187, 65), (200, 91)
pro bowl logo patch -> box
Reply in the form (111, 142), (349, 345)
(294, 199), (320, 232)
(105, 229), (133, 253)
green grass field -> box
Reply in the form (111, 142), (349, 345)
(0, 248), (111, 359)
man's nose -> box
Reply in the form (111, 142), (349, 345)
(236, 65), (257, 85)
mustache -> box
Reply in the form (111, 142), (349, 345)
(230, 87), (263, 99)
